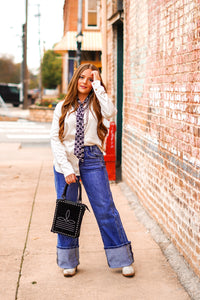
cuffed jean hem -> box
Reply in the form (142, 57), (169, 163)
(57, 247), (80, 269)
(105, 243), (134, 268)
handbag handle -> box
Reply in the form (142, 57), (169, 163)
(62, 181), (82, 202)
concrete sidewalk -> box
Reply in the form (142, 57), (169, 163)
(0, 143), (194, 300)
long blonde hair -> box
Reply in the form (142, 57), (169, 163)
(58, 63), (108, 145)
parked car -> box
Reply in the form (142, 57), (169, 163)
(0, 83), (20, 107)
(0, 83), (34, 107)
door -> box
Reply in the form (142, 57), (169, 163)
(116, 21), (123, 181)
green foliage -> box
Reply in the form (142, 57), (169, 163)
(41, 50), (62, 89)
(58, 93), (66, 100)
(0, 55), (21, 83)
(36, 98), (59, 107)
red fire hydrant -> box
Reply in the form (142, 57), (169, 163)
(104, 122), (116, 181)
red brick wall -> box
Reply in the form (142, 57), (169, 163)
(63, 0), (78, 32)
(63, 0), (99, 33)
(123, 0), (200, 277)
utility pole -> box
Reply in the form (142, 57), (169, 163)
(23, 0), (28, 109)
(35, 4), (42, 100)
(76, 0), (83, 67)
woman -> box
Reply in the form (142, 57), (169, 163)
(50, 63), (134, 277)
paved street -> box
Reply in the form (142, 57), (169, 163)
(0, 120), (51, 145)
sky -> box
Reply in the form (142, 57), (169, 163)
(0, 0), (64, 73)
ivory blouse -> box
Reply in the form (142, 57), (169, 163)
(50, 80), (116, 178)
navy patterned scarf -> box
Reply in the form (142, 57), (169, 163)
(74, 94), (90, 162)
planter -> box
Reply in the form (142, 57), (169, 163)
(29, 105), (54, 123)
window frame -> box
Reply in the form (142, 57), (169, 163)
(85, 0), (99, 29)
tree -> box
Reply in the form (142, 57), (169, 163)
(0, 55), (21, 83)
(41, 50), (62, 89)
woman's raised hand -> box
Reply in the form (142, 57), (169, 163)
(91, 70), (101, 81)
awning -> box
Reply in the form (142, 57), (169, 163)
(54, 31), (102, 53)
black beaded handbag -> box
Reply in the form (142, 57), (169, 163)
(51, 182), (89, 238)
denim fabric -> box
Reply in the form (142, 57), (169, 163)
(57, 247), (79, 269)
(53, 145), (134, 268)
(53, 168), (80, 268)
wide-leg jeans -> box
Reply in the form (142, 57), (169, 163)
(53, 145), (134, 269)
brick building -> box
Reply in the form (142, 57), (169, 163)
(54, 0), (102, 93)
(104, 0), (200, 278)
